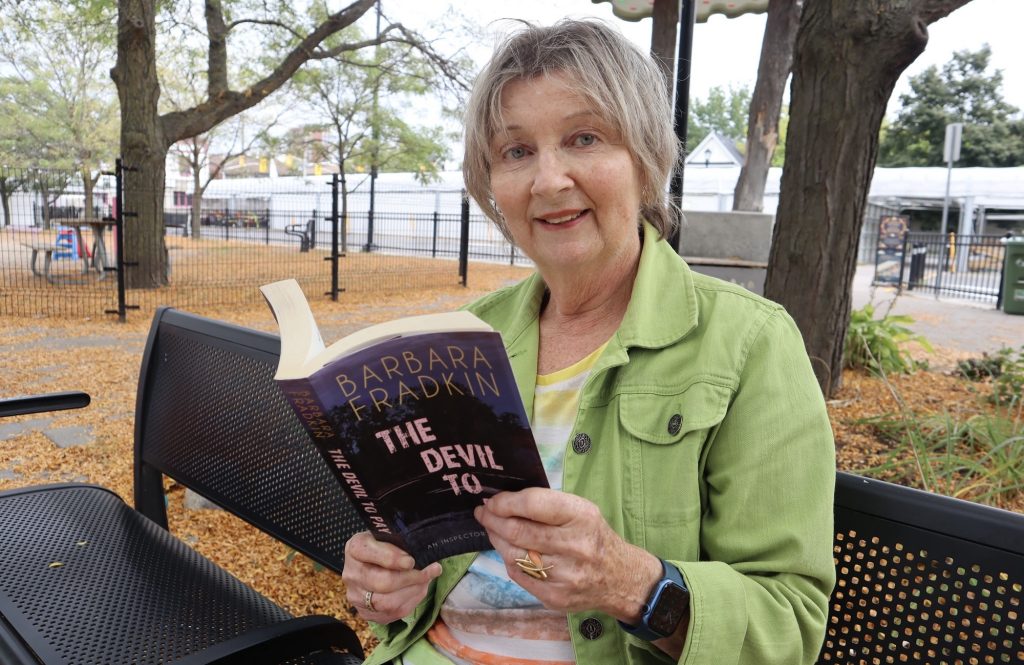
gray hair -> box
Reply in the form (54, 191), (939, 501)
(463, 19), (680, 240)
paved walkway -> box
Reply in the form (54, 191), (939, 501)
(850, 265), (1023, 357)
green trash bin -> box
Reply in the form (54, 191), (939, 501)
(1003, 238), (1024, 315)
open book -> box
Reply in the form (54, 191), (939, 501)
(261, 279), (548, 568)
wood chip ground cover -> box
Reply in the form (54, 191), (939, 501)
(2, 262), (1020, 654)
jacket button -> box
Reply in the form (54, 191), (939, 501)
(668, 413), (683, 435)
(579, 617), (603, 640)
(572, 433), (592, 454)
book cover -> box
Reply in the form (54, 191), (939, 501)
(262, 279), (548, 568)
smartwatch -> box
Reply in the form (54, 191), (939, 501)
(618, 559), (691, 641)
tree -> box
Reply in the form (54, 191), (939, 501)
(733, 0), (803, 212)
(686, 85), (751, 153)
(766, 0), (973, 398)
(0, 0), (119, 224)
(111, 0), (468, 288)
(161, 46), (280, 238)
(879, 45), (1024, 167)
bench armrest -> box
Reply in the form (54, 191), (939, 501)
(0, 391), (90, 418)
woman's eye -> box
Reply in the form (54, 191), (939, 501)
(504, 146), (527, 160)
(575, 133), (597, 146)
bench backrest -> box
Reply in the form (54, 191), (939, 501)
(820, 471), (1024, 663)
(133, 307), (363, 574)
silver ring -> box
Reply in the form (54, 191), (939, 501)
(364, 589), (376, 612)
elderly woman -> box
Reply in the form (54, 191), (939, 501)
(342, 19), (835, 665)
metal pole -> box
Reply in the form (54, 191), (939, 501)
(365, 0), (381, 253)
(330, 174), (340, 300)
(111, 159), (127, 321)
(939, 160), (953, 237)
(459, 190), (469, 286)
(667, 0), (696, 252)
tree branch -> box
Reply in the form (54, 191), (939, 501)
(205, 0), (229, 97)
(916, 0), (974, 25)
(161, 0), (376, 145)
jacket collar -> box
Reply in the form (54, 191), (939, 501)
(498, 221), (698, 413)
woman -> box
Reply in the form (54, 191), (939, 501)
(342, 19), (835, 665)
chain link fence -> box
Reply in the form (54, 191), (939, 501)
(0, 166), (531, 320)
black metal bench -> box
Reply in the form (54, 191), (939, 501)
(0, 308), (366, 664)
(4, 310), (1023, 664)
(165, 211), (190, 236)
(819, 472), (1024, 663)
(285, 217), (316, 252)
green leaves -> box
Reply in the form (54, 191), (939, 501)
(843, 303), (933, 375)
(879, 45), (1024, 167)
(686, 84), (752, 153)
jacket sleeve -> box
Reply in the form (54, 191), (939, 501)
(674, 307), (836, 665)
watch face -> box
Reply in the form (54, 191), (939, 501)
(649, 582), (690, 636)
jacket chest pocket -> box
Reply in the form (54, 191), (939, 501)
(618, 382), (732, 541)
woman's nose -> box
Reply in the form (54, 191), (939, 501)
(530, 149), (573, 197)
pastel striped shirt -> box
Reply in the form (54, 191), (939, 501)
(398, 341), (610, 665)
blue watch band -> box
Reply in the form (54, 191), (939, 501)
(618, 559), (688, 641)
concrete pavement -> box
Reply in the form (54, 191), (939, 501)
(850, 264), (1023, 359)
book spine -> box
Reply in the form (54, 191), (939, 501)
(279, 378), (399, 542)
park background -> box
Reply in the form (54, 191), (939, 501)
(2, 0), (1024, 655)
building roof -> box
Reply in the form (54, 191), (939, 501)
(685, 131), (745, 168)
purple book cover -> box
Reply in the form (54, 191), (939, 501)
(280, 329), (548, 568)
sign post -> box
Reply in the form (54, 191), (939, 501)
(939, 122), (962, 237)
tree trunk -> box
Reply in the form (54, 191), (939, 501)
(82, 168), (96, 219)
(0, 178), (11, 228)
(112, 0), (168, 288)
(766, 0), (972, 397)
(650, 0), (680, 92)
(733, 0), (802, 212)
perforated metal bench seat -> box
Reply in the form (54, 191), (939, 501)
(0, 483), (360, 665)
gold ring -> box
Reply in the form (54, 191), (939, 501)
(514, 549), (554, 580)
(364, 589), (376, 612)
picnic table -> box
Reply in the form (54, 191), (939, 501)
(52, 217), (117, 279)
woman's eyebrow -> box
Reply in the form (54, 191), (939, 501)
(501, 111), (603, 134)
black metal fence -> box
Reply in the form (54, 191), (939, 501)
(873, 231), (1008, 307)
(0, 165), (531, 320)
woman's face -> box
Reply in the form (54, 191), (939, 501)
(488, 72), (642, 279)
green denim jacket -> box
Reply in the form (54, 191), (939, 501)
(366, 222), (836, 665)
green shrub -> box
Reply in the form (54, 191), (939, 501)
(844, 303), (932, 375)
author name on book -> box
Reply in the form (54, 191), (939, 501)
(334, 344), (501, 422)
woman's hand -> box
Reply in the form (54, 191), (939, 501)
(474, 488), (662, 623)
(342, 531), (443, 625)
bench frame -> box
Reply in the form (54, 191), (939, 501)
(285, 218), (316, 252)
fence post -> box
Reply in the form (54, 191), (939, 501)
(432, 210), (439, 258)
(996, 246), (1005, 310)
(459, 190), (469, 287)
(365, 167), (376, 252)
(107, 159), (129, 322)
(329, 175), (342, 301)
